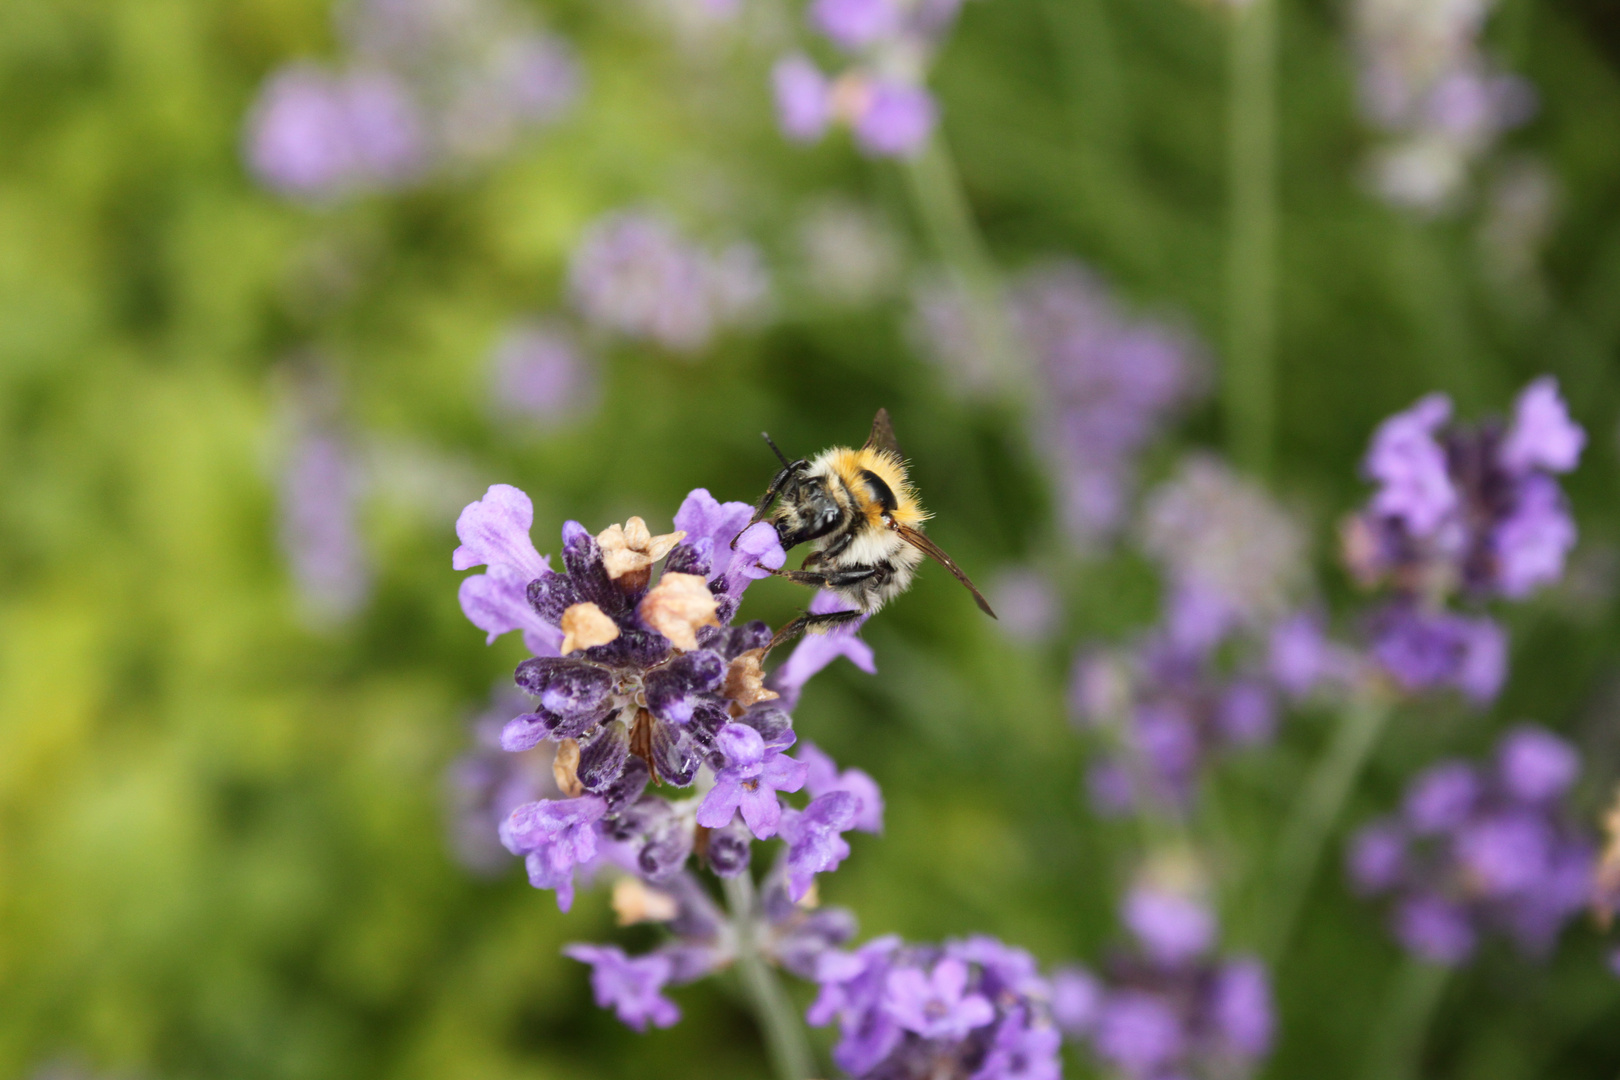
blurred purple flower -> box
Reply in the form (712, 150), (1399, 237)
(489, 320), (597, 426)
(568, 211), (771, 353)
(1009, 262), (1207, 546)
(1347, 725), (1595, 966)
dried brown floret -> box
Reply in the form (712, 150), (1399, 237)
(638, 572), (720, 651)
(553, 737), (585, 798)
(598, 516), (686, 589)
(560, 601), (621, 655)
(723, 647), (779, 712)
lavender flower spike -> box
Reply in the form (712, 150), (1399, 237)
(696, 723), (809, 839)
(563, 945), (681, 1031)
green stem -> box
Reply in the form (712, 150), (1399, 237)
(1225, 0), (1279, 477)
(1358, 957), (1450, 1080)
(723, 873), (814, 1080)
(1261, 694), (1394, 963)
(901, 136), (1024, 395)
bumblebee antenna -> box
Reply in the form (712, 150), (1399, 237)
(761, 431), (792, 469)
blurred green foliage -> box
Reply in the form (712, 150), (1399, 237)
(3, 0), (1620, 1077)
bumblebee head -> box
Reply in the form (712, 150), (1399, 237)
(769, 470), (846, 548)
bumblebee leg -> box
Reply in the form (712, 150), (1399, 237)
(768, 609), (865, 651)
(758, 565), (879, 589)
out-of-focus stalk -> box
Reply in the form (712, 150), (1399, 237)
(1225, 0), (1278, 476)
(723, 873), (814, 1080)
(1358, 957), (1449, 1080)
(1261, 692), (1394, 962)
(903, 136), (1025, 395)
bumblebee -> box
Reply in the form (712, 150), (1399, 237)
(737, 409), (996, 645)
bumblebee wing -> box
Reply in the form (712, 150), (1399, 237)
(891, 521), (997, 618)
(863, 408), (902, 458)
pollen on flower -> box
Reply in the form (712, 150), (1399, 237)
(560, 601), (621, 654)
(553, 737), (585, 797)
(597, 516), (686, 586)
(723, 648), (779, 711)
(612, 877), (679, 926)
(638, 572), (721, 650)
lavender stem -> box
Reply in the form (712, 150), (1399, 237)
(1357, 957), (1449, 1080)
(723, 872), (814, 1080)
(1225, 0), (1278, 476)
(1262, 693), (1394, 962)
(902, 136), (1024, 394)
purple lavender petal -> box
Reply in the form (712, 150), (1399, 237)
(782, 792), (859, 901)
(563, 944), (681, 1031)
(1212, 959), (1274, 1059)
(1216, 680), (1277, 746)
(773, 54), (833, 143)
(1493, 473), (1577, 598)
(771, 592), (875, 708)
(1122, 887), (1216, 965)
(458, 564), (560, 651)
(1347, 821), (1409, 895)
(1500, 376), (1584, 474)
(1394, 894), (1476, 965)
(883, 958), (995, 1040)
(851, 77), (936, 158)
(453, 484), (552, 579)
(499, 795), (607, 910)
(1496, 725), (1579, 803)
(1455, 812), (1555, 897)
(1094, 991), (1185, 1074)
(1364, 393), (1456, 537)
(672, 488), (754, 585)
(810, 0), (903, 49)
(1403, 762), (1480, 834)
(245, 65), (358, 198)
(339, 69), (427, 183)
(800, 742), (885, 833)
(1049, 966), (1102, 1036)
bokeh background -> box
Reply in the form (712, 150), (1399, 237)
(5, 0), (1620, 1076)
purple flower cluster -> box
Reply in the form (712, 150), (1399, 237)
(808, 934), (1062, 1079)
(1344, 378), (1584, 702)
(1011, 263), (1208, 547)
(1352, 0), (1536, 211)
(487, 320), (598, 428)
(1074, 632), (1284, 816)
(568, 211), (772, 354)
(1074, 460), (1359, 814)
(566, 865), (860, 1031)
(771, 0), (976, 158)
(1056, 887), (1274, 1079)
(454, 483), (894, 1026)
(1347, 725), (1594, 965)
(244, 0), (579, 199)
